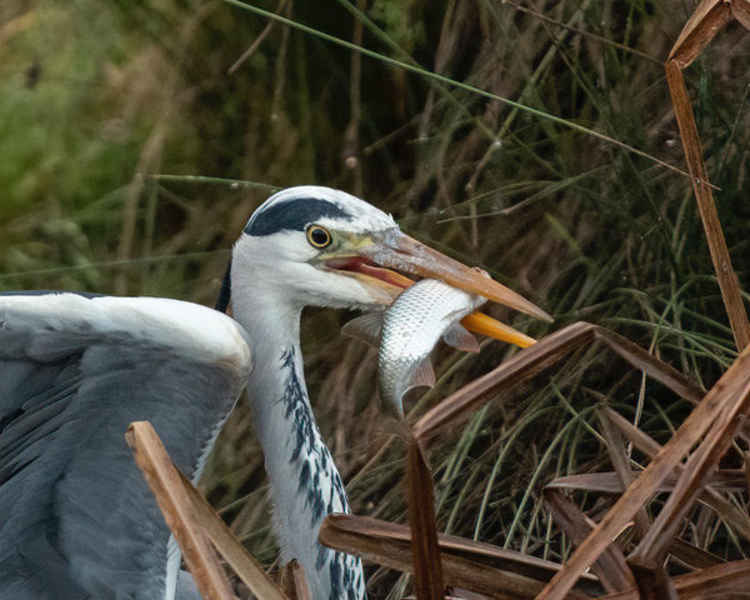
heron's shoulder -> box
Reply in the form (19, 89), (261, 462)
(0, 292), (251, 372)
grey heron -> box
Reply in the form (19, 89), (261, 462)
(0, 186), (550, 600)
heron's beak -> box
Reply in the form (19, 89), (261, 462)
(324, 228), (550, 348)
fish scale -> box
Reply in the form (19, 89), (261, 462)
(378, 279), (486, 417)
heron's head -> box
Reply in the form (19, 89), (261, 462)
(228, 186), (550, 325)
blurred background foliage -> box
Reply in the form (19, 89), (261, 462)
(2, 0), (749, 596)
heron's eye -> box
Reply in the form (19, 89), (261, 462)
(306, 225), (332, 248)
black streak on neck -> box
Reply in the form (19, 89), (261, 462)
(278, 348), (366, 600)
(280, 348), (316, 466)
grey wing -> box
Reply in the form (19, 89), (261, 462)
(0, 293), (251, 600)
(176, 570), (202, 600)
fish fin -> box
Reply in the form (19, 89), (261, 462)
(387, 361), (435, 420)
(411, 358), (436, 389)
(442, 323), (480, 353)
(341, 312), (383, 347)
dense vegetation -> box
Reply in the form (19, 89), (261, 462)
(2, 1), (749, 596)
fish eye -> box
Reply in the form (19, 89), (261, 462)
(306, 225), (332, 248)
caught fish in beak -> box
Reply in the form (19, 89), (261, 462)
(327, 228), (550, 419)
(323, 227), (549, 349)
(359, 229), (552, 322)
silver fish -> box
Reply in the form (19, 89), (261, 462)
(377, 278), (486, 418)
(343, 274), (537, 419)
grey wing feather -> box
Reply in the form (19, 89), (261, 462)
(0, 293), (252, 600)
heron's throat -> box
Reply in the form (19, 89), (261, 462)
(232, 296), (365, 600)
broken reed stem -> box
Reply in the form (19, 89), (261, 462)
(666, 0), (733, 67)
(319, 514), (596, 599)
(665, 60), (750, 351)
(406, 433), (445, 599)
(542, 490), (635, 595)
(630, 365), (750, 566)
(281, 561), (311, 600)
(629, 565), (679, 600)
(177, 471), (289, 600)
(128, 421), (289, 600)
(601, 408), (750, 545)
(321, 512), (750, 600)
(413, 323), (703, 445)
(596, 409), (651, 539)
(536, 342), (750, 600)
(664, 0), (750, 350)
(125, 421), (235, 600)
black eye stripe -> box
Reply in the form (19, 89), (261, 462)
(245, 198), (352, 236)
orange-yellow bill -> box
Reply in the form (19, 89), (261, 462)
(460, 312), (536, 348)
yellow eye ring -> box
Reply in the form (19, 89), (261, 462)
(306, 225), (332, 248)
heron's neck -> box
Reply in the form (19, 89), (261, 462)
(231, 287), (365, 600)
